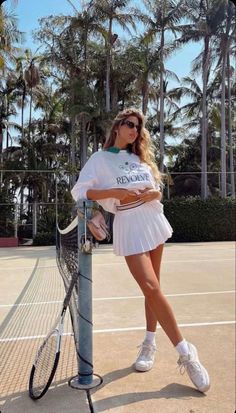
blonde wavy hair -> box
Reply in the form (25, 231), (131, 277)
(104, 108), (163, 186)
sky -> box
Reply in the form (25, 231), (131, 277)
(11, 0), (202, 81)
(6, 0), (202, 145)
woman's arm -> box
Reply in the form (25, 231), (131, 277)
(87, 188), (140, 201)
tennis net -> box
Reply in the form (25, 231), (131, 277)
(56, 216), (79, 352)
(55, 203), (103, 387)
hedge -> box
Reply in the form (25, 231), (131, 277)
(163, 196), (236, 242)
(33, 231), (56, 246)
(32, 197), (236, 246)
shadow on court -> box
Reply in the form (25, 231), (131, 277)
(0, 259), (39, 338)
(0, 382), (90, 413)
(92, 383), (205, 413)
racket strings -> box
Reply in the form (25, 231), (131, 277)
(32, 333), (59, 397)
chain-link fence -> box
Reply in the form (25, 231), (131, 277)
(0, 169), (235, 243)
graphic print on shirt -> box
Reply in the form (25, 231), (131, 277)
(116, 161), (151, 185)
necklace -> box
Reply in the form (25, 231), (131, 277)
(104, 145), (132, 153)
(104, 146), (121, 153)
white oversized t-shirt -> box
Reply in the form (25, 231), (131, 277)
(71, 149), (160, 214)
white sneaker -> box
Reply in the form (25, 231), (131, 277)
(134, 341), (157, 372)
(177, 342), (210, 393)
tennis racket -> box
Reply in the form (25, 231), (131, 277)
(28, 270), (78, 400)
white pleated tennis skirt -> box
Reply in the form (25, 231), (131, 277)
(113, 199), (173, 256)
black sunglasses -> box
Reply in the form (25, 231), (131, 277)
(121, 119), (141, 133)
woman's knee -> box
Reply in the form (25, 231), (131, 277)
(141, 279), (161, 299)
(125, 254), (161, 297)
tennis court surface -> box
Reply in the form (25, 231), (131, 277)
(0, 241), (235, 413)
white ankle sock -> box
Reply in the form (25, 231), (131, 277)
(145, 331), (156, 346)
(175, 339), (189, 356)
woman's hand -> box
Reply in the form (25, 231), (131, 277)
(137, 188), (162, 202)
(87, 188), (161, 202)
(112, 188), (141, 201)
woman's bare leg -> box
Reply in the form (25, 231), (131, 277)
(144, 244), (164, 332)
(125, 250), (183, 346)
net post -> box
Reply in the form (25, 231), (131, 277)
(78, 198), (93, 385)
(69, 199), (102, 390)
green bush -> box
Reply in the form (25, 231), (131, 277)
(18, 224), (33, 239)
(33, 231), (56, 246)
(163, 196), (236, 242)
(0, 190), (15, 236)
(32, 197), (235, 246)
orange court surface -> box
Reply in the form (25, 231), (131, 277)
(0, 241), (235, 413)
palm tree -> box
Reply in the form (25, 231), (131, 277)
(169, 76), (204, 121)
(176, 0), (210, 198)
(176, 0), (232, 199)
(0, 71), (21, 151)
(172, 62), (236, 198)
(214, 0), (235, 197)
(128, 38), (163, 115)
(92, 0), (137, 113)
(68, 4), (105, 169)
(227, 52), (235, 197)
(24, 57), (41, 138)
(142, 0), (186, 172)
(110, 37), (162, 115)
(0, 2), (23, 188)
(35, 14), (80, 184)
(0, 4), (23, 72)
(14, 56), (27, 141)
(66, 0), (78, 14)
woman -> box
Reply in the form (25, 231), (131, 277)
(71, 108), (210, 393)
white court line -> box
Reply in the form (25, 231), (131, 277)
(94, 320), (236, 334)
(0, 332), (73, 343)
(0, 290), (235, 308)
(0, 300), (62, 308)
(0, 258), (234, 271)
(0, 265), (57, 271)
(0, 321), (235, 343)
(94, 290), (236, 301)
(95, 258), (235, 265)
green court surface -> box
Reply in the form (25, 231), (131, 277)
(0, 242), (235, 413)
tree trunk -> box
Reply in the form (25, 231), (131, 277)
(70, 113), (76, 187)
(105, 18), (112, 113)
(220, 39), (227, 198)
(83, 30), (88, 102)
(201, 36), (209, 199)
(93, 124), (98, 153)
(70, 76), (77, 187)
(0, 123), (3, 187)
(6, 99), (9, 150)
(142, 80), (149, 116)
(0, 123), (3, 156)
(20, 183), (24, 218)
(21, 85), (26, 141)
(227, 52), (235, 197)
(159, 28), (165, 173)
(111, 81), (118, 112)
(80, 115), (87, 168)
(81, 32), (88, 170)
(28, 87), (33, 139)
(32, 200), (37, 238)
